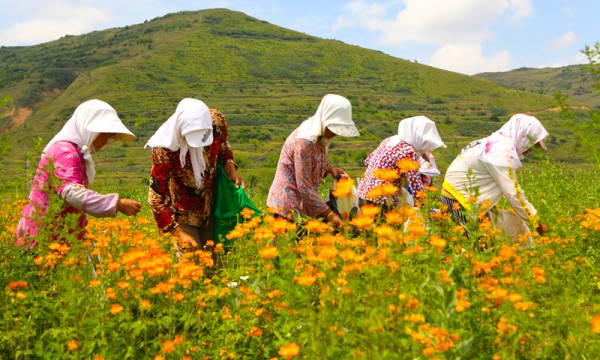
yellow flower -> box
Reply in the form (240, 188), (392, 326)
(332, 177), (355, 198)
(278, 342), (300, 359)
(16, 292), (27, 300)
(373, 169), (400, 182)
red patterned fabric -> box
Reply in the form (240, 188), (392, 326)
(148, 109), (235, 232)
(357, 137), (424, 205)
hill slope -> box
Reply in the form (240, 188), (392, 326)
(0, 9), (593, 198)
(476, 65), (599, 107)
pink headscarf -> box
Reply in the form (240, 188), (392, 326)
(479, 114), (549, 169)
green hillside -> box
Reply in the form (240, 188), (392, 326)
(476, 65), (599, 107)
(0, 8), (594, 199)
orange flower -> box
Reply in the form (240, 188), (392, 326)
(380, 183), (399, 197)
(162, 340), (175, 354)
(360, 203), (381, 218)
(259, 246), (279, 259)
(397, 158), (419, 172)
(373, 169), (400, 182)
(137, 216), (150, 225)
(109, 303), (124, 315)
(332, 177), (355, 198)
(295, 274), (318, 286)
(173, 293), (185, 301)
(591, 315), (600, 334)
(16, 292), (27, 300)
(247, 326), (263, 337)
(140, 300), (152, 310)
(304, 219), (329, 233)
(278, 342), (300, 359)
(67, 339), (78, 351)
(8, 281), (27, 290)
(350, 214), (375, 230)
(241, 207), (256, 219)
(429, 235), (447, 250)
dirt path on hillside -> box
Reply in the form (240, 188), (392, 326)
(1, 107), (32, 134)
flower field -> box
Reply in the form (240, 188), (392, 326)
(1, 163), (599, 359)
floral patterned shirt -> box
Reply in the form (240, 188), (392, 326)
(357, 137), (424, 205)
(267, 128), (330, 218)
(16, 141), (119, 246)
(148, 109), (235, 232)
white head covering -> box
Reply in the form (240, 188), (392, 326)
(145, 98), (214, 188)
(479, 114), (549, 169)
(389, 116), (445, 152)
(43, 99), (136, 184)
(297, 94), (359, 142)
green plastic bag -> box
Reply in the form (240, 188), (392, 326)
(213, 162), (261, 246)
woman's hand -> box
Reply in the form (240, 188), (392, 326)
(536, 223), (549, 235)
(328, 164), (348, 179)
(117, 198), (142, 216)
(322, 209), (343, 228)
(171, 226), (199, 250)
(224, 162), (246, 188)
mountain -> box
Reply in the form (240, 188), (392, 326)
(476, 65), (600, 108)
(0, 9), (594, 198)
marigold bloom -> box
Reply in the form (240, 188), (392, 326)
(241, 207), (256, 219)
(247, 326), (263, 337)
(278, 342), (300, 359)
(429, 236), (447, 250)
(173, 293), (185, 301)
(373, 169), (400, 182)
(350, 214), (375, 229)
(16, 292), (27, 300)
(332, 177), (355, 198)
(591, 315), (600, 334)
(109, 303), (124, 315)
(397, 158), (419, 172)
(67, 339), (78, 351)
(162, 340), (175, 354)
(8, 281), (27, 290)
(295, 274), (318, 286)
(259, 246), (279, 259)
(360, 204), (381, 218)
(304, 219), (329, 233)
(140, 300), (152, 310)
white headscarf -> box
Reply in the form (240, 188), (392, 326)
(145, 98), (213, 188)
(479, 114), (549, 169)
(297, 94), (359, 143)
(43, 99), (136, 184)
(389, 116), (445, 152)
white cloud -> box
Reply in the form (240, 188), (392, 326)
(507, 0), (534, 21)
(334, 0), (534, 46)
(429, 44), (512, 75)
(548, 31), (580, 51)
(0, 2), (111, 46)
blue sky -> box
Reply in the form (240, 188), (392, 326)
(0, 0), (598, 75)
